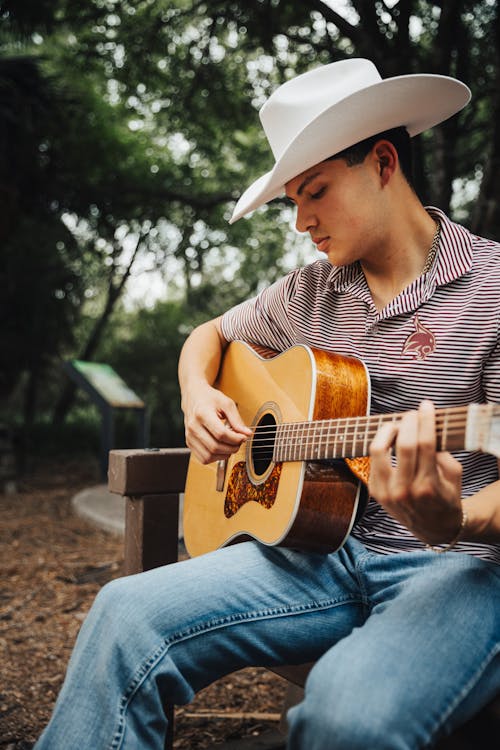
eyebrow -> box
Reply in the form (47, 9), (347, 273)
(286, 171), (322, 201)
(297, 171), (322, 196)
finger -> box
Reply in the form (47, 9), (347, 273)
(435, 451), (463, 484)
(368, 421), (399, 498)
(190, 394), (249, 447)
(191, 418), (245, 454)
(370, 420), (398, 460)
(392, 409), (419, 489)
(415, 399), (437, 476)
(207, 413), (250, 446)
(217, 398), (252, 438)
(188, 426), (244, 464)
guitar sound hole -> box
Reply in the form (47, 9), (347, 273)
(251, 412), (277, 477)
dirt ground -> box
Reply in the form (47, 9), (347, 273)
(0, 459), (287, 749)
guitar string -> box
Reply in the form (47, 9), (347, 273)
(249, 434), (476, 457)
(250, 423), (475, 445)
(250, 421), (476, 441)
(250, 435), (484, 458)
(247, 408), (495, 439)
(248, 430), (484, 459)
(249, 414), (473, 443)
(248, 405), (496, 433)
(250, 432), (473, 451)
(247, 414), (495, 456)
(250, 413), (473, 435)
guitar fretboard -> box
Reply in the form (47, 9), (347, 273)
(259, 405), (478, 462)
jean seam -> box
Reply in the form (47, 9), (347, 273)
(108, 593), (365, 749)
(353, 550), (375, 615)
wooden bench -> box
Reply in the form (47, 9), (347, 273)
(108, 448), (500, 750)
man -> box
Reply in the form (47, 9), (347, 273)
(36, 59), (500, 749)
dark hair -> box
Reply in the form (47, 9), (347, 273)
(329, 126), (413, 185)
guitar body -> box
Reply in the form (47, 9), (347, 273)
(183, 341), (371, 557)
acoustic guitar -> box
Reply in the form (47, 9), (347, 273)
(183, 340), (500, 557)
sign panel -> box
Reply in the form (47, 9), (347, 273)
(71, 360), (144, 408)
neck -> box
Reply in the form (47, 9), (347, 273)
(361, 193), (437, 310)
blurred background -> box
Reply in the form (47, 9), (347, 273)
(2, 0), (499, 476)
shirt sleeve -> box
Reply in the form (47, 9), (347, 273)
(220, 268), (303, 352)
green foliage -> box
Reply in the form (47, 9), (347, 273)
(27, 406), (102, 458)
(96, 300), (188, 447)
(2, 0), (500, 459)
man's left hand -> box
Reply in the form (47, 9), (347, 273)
(368, 399), (464, 546)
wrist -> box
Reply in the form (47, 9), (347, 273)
(181, 378), (213, 410)
(425, 505), (468, 554)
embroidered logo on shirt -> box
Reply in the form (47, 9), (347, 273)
(402, 315), (436, 360)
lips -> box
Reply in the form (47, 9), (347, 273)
(313, 236), (330, 252)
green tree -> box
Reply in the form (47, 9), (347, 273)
(96, 300), (187, 447)
(3, 0), (500, 458)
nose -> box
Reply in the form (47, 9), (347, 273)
(295, 202), (318, 234)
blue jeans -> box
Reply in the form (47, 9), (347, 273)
(35, 538), (500, 749)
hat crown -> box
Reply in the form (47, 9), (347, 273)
(260, 59), (382, 160)
(230, 58), (471, 224)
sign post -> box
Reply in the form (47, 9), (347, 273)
(63, 360), (148, 478)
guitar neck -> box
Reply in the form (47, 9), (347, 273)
(272, 405), (473, 462)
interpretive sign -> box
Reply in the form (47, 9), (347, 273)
(63, 360), (149, 477)
(70, 360), (144, 409)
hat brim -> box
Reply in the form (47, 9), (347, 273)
(229, 73), (470, 224)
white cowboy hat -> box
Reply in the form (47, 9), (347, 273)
(229, 58), (471, 224)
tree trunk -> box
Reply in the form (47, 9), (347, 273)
(52, 233), (144, 425)
(471, 3), (500, 238)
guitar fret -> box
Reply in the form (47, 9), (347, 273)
(296, 422), (303, 461)
(296, 421), (305, 461)
(306, 421), (313, 460)
(310, 422), (319, 459)
(322, 419), (329, 459)
(351, 417), (359, 458)
(283, 422), (290, 461)
(281, 423), (290, 462)
(316, 429), (325, 459)
(362, 416), (370, 456)
(293, 421), (300, 461)
(336, 418), (341, 458)
(310, 422), (316, 460)
(290, 422), (296, 461)
(326, 418), (333, 459)
(341, 420), (348, 457)
(442, 409), (449, 451)
(293, 422), (299, 461)
(294, 422), (301, 461)
(287, 422), (294, 462)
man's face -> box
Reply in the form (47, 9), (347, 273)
(285, 153), (385, 266)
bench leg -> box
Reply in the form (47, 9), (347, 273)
(124, 493), (180, 749)
(124, 493), (180, 574)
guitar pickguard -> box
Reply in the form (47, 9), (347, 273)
(224, 461), (283, 518)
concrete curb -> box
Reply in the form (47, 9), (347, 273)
(72, 485), (125, 536)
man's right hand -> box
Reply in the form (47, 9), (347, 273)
(183, 382), (252, 465)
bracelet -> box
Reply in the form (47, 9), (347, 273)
(425, 507), (468, 554)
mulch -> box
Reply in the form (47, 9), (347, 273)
(0, 459), (287, 749)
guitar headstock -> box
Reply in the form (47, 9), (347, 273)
(465, 404), (500, 458)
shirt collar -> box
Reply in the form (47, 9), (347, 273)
(428, 206), (474, 285)
(327, 207), (474, 292)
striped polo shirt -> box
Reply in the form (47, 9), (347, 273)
(220, 208), (500, 564)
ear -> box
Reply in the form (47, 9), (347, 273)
(372, 140), (398, 186)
